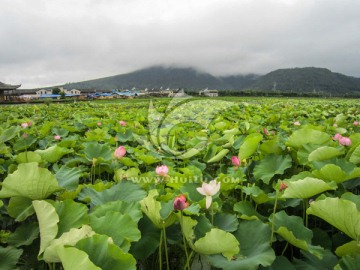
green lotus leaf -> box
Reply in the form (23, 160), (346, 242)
(307, 197), (360, 240)
(57, 246), (101, 270)
(33, 200), (59, 256)
(129, 216), (161, 260)
(308, 146), (343, 162)
(51, 199), (89, 236)
(0, 162), (62, 200)
(75, 234), (136, 270)
(140, 189), (177, 228)
(82, 142), (113, 163)
(15, 151), (42, 163)
(13, 134), (37, 151)
(336, 241), (360, 257)
(7, 222), (39, 247)
(207, 220), (275, 270)
(286, 129), (331, 149)
(281, 177), (337, 199)
(85, 128), (112, 142)
(7, 196), (34, 222)
(0, 246), (23, 270)
(119, 157), (138, 167)
(253, 154), (292, 184)
(259, 139), (284, 155)
(334, 254), (360, 270)
(0, 126), (21, 144)
(238, 133), (263, 160)
(78, 181), (146, 207)
(233, 201), (266, 221)
(349, 144), (360, 164)
(293, 250), (338, 270)
(207, 149), (229, 163)
(51, 127), (69, 137)
(241, 185), (272, 204)
(341, 192), (360, 210)
(136, 154), (160, 165)
(194, 228), (239, 260)
(213, 213), (239, 232)
(312, 164), (360, 184)
(114, 168), (140, 182)
(89, 212), (141, 252)
(272, 211), (324, 259)
(55, 166), (82, 190)
(43, 225), (95, 263)
(35, 145), (73, 163)
(116, 129), (134, 142)
(90, 200), (142, 223)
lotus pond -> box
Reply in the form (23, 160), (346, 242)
(0, 97), (360, 269)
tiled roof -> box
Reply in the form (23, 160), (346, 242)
(0, 82), (21, 90)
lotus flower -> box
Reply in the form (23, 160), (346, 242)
(54, 135), (61, 140)
(97, 122), (102, 126)
(114, 146), (126, 159)
(174, 194), (189, 211)
(354, 121), (359, 126)
(231, 156), (240, 168)
(156, 165), (169, 176)
(333, 123), (338, 127)
(197, 180), (221, 209)
(333, 133), (342, 141)
(293, 121), (301, 126)
(119, 120), (126, 126)
(22, 133), (28, 139)
(21, 122), (29, 128)
(263, 128), (270, 135)
(279, 181), (288, 192)
(339, 136), (352, 146)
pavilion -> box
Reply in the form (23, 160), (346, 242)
(0, 81), (21, 101)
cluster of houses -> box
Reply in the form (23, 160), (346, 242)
(0, 81), (219, 102)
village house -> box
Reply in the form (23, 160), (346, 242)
(199, 89), (219, 97)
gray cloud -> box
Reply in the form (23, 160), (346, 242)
(1, 0), (359, 88)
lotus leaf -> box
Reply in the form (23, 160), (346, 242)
(281, 177), (337, 199)
(307, 197), (360, 240)
(0, 162), (62, 200)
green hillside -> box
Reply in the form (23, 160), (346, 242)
(60, 66), (360, 95)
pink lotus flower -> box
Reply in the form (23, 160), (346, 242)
(119, 120), (126, 127)
(197, 180), (221, 209)
(27, 121), (33, 127)
(97, 122), (102, 126)
(333, 133), (343, 141)
(54, 135), (61, 140)
(156, 165), (169, 176)
(279, 182), (288, 192)
(21, 122), (29, 128)
(22, 133), (28, 139)
(114, 146), (126, 159)
(333, 123), (338, 127)
(263, 128), (270, 135)
(293, 121), (301, 126)
(339, 136), (352, 146)
(173, 194), (189, 211)
(231, 156), (241, 168)
(354, 121), (359, 126)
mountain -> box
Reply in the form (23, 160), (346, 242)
(249, 67), (360, 94)
(61, 66), (257, 91)
(60, 66), (360, 94)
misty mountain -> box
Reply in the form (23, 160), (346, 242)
(60, 66), (360, 94)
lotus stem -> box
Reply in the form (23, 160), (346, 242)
(163, 226), (169, 270)
(270, 190), (279, 246)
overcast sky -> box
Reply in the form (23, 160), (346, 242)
(1, 0), (359, 89)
